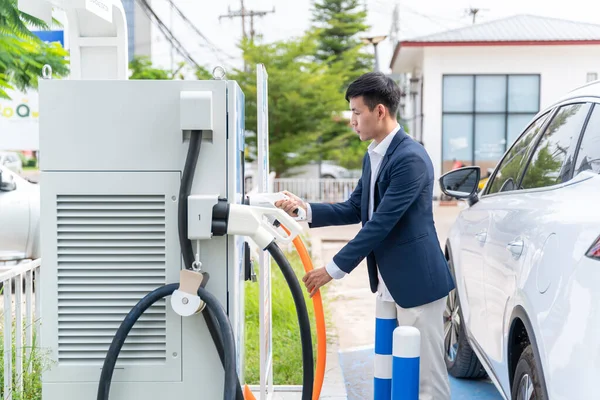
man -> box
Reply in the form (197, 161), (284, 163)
(276, 72), (455, 399)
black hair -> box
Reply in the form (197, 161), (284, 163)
(345, 72), (401, 117)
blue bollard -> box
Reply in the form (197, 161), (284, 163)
(374, 298), (397, 399)
(391, 326), (420, 400)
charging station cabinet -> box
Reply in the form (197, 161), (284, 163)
(38, 79), (247, 399)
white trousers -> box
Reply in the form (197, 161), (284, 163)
(396, 296), (451, 400)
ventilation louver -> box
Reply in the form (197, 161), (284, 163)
(56, 195), (167, 365)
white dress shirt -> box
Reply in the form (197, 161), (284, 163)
(305, 125), (399, 301)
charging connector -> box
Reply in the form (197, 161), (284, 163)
(226, 204), (302, 249)
(246, 192), (307, 221)
(187, 196), (303, 249)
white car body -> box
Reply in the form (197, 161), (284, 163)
(0, 165), (40, 261)
(441, 81), (600, 399)
(0, 151), (23, 175)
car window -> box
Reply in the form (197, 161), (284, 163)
(574, 104), (600, 175)
(486, 113), (549, 195)
(520, 103), (591, 190)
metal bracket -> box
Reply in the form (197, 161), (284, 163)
(170, 270), (207, 316)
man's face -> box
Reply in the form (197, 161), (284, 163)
(349, 96), (381, 142)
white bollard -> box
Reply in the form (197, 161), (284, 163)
(374, 298), (397, 399)
(391, 326), (420, 400)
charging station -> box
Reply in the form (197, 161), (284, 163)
(38, 78), (249, 399)
(23, 1), (320, 399)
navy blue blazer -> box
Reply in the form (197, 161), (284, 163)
(309, 128), (455, 308)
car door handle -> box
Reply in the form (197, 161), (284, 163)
(507, 239), (524, 258)
(475, 230), (487, 244)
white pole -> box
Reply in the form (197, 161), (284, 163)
(391, 326), (421, 399)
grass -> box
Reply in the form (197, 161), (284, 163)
(0, 246), (328, 391)
(0, 323), (51, 400)
(244, 247), (330, 385)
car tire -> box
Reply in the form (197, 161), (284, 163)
(511, 345), (544, 400)
(445, 257), (487, 379)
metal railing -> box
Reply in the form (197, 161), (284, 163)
(272, 178), (358, 203)
(0, 258), (41, 400)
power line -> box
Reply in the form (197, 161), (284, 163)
(135, 0), (201, 68)
(219, 1), (276, 42)
(164, 0), (236, 66)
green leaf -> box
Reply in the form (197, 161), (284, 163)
(0, 0), (69, 99)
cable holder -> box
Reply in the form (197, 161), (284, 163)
(171, 245), (207, 317)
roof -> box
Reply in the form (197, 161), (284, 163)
(406, 14), (600, 43)
(391, 14), (600, 68)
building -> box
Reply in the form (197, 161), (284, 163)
(390, 14), (600, 195)
(122, 0), (152, 61)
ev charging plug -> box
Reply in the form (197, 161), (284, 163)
(171, 195), (304, 317)
(226, 204), (303, 249)
(246, 192), (307, 221)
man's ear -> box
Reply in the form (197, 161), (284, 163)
(377, 104), (386, 120)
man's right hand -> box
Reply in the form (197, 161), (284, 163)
(275, 191), (307, 218)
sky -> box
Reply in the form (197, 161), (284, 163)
(148, 0), (600, 76)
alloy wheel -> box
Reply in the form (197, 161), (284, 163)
(444, 289), (461, 362)
(517, 374), (534, 400)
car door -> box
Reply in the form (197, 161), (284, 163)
(481, 102), (592, 386)
(454, 112), (552, 354)
(453, 194), (492, 349)
(0, 167), (30, 260)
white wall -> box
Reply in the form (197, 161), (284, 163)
(421, 44), (600, 196)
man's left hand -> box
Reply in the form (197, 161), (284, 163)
(303, 267), (333, 298)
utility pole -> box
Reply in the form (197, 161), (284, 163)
(389, 3), (400, 49)
(466, 7), (488, 24)
(219, 2), (275, 42)
(219, 1), (275, 71)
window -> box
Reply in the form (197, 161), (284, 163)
(574, 104), (600, 175)
(521, 103), (591, 190)
(486, 113), (549, 195)
(442, 74), (540, 174)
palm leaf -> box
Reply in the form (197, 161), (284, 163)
(0, 0), (69, 99)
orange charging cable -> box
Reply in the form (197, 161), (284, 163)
(244, 225), (327, 400)
(285, 225), (327, 400)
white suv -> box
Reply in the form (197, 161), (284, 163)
(0, 165), (40, 261)
(440, 81), (600, 399)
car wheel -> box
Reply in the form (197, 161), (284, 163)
(445, 257), (487, 379)
(511, 345), (544, 400)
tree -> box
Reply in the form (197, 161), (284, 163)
(225, 33), (349, 176)
(310, 0), (374, 169)
(129, 55), (214, 82)
(0, 0), (69, 99)
(311, 0), (372, 80)
(129, 55), (189, 80)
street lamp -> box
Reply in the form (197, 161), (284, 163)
(409, 76), (420, 96)
(361, 35), (387, 72)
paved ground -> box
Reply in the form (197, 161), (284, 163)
(305, 203), (503, 399)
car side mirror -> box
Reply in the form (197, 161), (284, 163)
(0, 170), (17, 192)
(439, 166), (480, 205)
